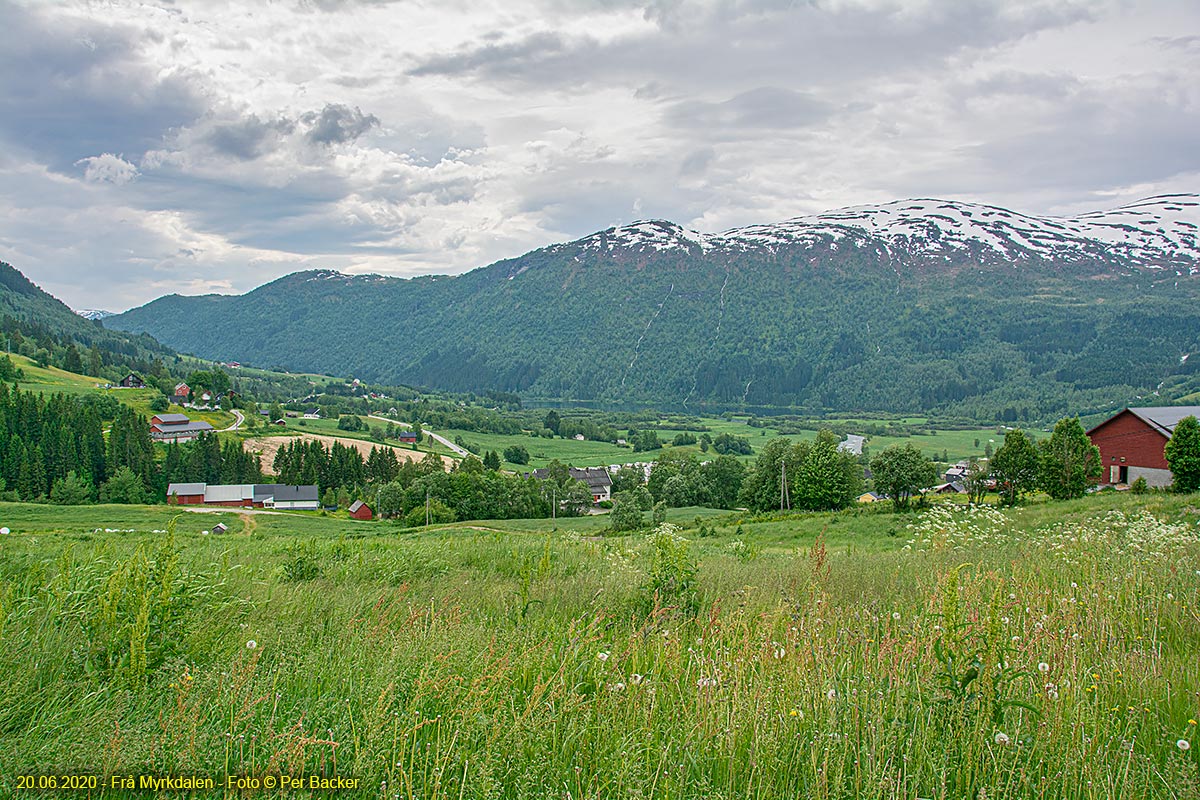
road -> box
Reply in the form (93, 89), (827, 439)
(221, 409), (245, 431)
(367, 414), (468, 457)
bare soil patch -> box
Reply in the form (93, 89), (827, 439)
(245, 433), (457, 474)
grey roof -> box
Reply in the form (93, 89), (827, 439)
(263, 484), (320, 503)
(153, 421), (215, 436)
(530, 466), (612, 490)
(168, 482), (207, 496)
(349, 500), (366, 512)
(154, 413), (191, 424)
(1126, 407), (1200, 437)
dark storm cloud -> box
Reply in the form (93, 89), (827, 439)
(300, 104), (382, 145)
(203, 115), (297, 161)
(0, 2), (205, 171)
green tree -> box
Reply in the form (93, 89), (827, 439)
(483, 450), (501, 471)
(268, 402), (285, 423)
(543, 410), (561, 436)
(50, 470), (93, 505)
(403, 498), (456, 527)
(795, 439), (855, 511)
(1165, 415), (1200, 493)
(503, 444), (530, 465)
(989, 428), (1040, 505)
(698, 454), (746, 509)
(99, 466), (147, 504)
(870, 444), (937, 510)
(376, 481), (406, 518)
(149, 395), (169, 413)
(1038, 417), (1101, 500)
(608, 491), (645, 532)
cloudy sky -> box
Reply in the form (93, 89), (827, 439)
(1, 0), (1198, 311)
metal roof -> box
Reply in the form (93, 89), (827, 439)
(154, 413), (191, 424)
(168, 482), (207, 496)
(1089, 406), (1200, 438)
(204, 484), (254, 503)
(1126, 406), (1200, 437)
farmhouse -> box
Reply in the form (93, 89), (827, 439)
(167, 482), (321, 510)
(150, 413), (216, 442)
(119, 373), (145, 388)
(397, 431), (418, 443)
(1087, 406), (1200, 487)
(171, 382), (190, 404)
(529, 466), (613, 503)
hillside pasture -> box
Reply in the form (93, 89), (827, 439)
(0, 493), (1197, 798)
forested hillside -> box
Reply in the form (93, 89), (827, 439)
(107, 195), (1200, 420)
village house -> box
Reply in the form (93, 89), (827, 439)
(1087, 406), (1200, 487)
(170, 382), (190, 405)
(529, 466), (613, 503)
(150, 413), (215, 442)
(167, 482), (321, 510)
(119, 373), (145, 388)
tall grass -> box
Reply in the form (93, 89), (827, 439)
(0, 495), (1197, 798)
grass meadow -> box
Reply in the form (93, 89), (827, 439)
(0, 494), (1198, 798)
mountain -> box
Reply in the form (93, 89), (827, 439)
(0, 260), (175, 373)
(106, 194), (1200, 418)
(76, 308), (115, 320)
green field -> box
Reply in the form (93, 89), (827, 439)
(441, 414), (1004, 472)
(1, 493), (1197, 798)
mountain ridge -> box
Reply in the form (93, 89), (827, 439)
(106, 192), (1200, 418)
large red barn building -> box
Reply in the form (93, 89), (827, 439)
(1086, 406), (1200, 488)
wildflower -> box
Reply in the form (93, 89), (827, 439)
(609, 682), (626, 692)
(891, 612), (901, 621)
(246, 640), (257, 650)
(596, 651), (609, 662)
(994, 732), (1011, 746)
(1178, 739), (1191, 752)
(1038, 662), (1050, 673)
(630, 673), (644, 685)
(1047, 689), (1059, 701)
(826, 688), (837, 700)
(1189, 719), (1197, 726)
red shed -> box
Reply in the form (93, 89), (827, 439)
(349, 500), (373, 520)
(1087, 406), (1200, 488)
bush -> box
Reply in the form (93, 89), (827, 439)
(1130, 476), (1148, 494)
(642, 523), (699, 615)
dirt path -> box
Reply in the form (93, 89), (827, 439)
(244, 432), (457, 474)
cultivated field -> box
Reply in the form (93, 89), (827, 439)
(243, 433), (457, 473)
(0, 494), (1197, 798)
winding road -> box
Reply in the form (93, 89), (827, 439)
(221, 409), (245, 431)
(367, 414), (468, 457)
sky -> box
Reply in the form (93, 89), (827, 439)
(1, 0), (1198, 312)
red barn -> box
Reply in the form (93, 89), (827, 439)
(348, 500), (373, 520)
(1086, 406), (1200, 488)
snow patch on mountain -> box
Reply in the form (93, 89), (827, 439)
(76, 308), (114, 320)
(563, 193), (1200, 270)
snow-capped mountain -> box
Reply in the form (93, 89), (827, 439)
(76, 308), (115, 320)
(566, 193), (1200, 272)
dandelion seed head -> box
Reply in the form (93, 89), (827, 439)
(1178, 739), (1191, 752)
(246, 640), (257, 650)
(994, 732), (1011, 746)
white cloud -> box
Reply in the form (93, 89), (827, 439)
(76, 153), (139, 184)
(0, 0), (1198, 310)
